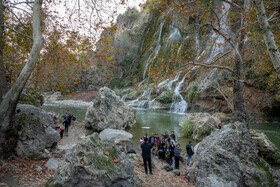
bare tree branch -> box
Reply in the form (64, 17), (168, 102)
(5, 25), (33, 40)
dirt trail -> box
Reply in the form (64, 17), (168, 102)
(0, 123), (194, 186)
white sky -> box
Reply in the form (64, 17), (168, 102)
(51, 0), (146, 40)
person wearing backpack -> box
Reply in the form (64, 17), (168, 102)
(141, 137), (153, 175)
(186, 141), (194, 166)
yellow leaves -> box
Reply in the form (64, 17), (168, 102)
(108, 37), (113, 43)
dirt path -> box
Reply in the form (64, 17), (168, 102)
(134, 155), (194, 187)
(0, 123), (194, 186)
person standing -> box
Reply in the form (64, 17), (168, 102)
(149, 133), (155, 146)
(63, 118), (69, 135)
(141, 137), (153, 175)
(186, 141), (194, 166)
(174, 144), (182, 169)
(170, 131), (176, 141)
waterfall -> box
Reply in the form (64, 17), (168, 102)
(166, 71), (181, 91)
(169, 73), (188, 114)
(142, 18), (165, 80)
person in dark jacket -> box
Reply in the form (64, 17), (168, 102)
(174, 144), (182, 169)
(186, 141), (194, 166)
(141, 137), (153, 175)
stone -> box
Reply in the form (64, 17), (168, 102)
(173, 170), (180, 176)
(250, 129), (280, 165)
(13, 104), (59, 156)
(45, 158), (60, 170)
(185, 122), (280, 187)
(99, 128), (133, 152)
(180, 113), (220, 140)
(47, 133), (140, 187)
(85, 87), (136, 132)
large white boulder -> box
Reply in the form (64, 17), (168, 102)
(85, 87), (136, 132)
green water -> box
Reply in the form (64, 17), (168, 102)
(250, 123), (280, 150)
(42, 105), (280, 152)
(128, 110), (192, 152)
(42, 105), (87, 122)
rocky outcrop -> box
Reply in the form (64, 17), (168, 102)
(13, 104), (59, 156)
(47, 133), (140, 187)
(85, 87), (136, 132)
(212, 112), (232, 121)
(250, 129), (280, 165)
(180, 113), (220, 141)
(186, 122), (280, 187)
(99, 128), (133, 152)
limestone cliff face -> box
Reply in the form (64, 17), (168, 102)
(86, 1), (280, 120)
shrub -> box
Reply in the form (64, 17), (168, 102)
(197, 125), (213, 140)
(180, 118), (194, 137)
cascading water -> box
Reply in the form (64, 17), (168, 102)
(169, 73), (188, 113)
(166, 71), (181, 91)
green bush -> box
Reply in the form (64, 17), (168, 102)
(180, 119), (194, 137)
(197, 125), (213, 140)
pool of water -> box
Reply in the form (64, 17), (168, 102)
(42, 105), (280, 152)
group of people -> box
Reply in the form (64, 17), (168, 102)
(140, 131), (194, 175)
(51, 110), (75, 140)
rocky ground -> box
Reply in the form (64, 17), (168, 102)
(0, 122), (194, 186)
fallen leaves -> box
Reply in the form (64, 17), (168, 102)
(0, 156), (55, 186)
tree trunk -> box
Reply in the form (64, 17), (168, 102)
(233, 0), (250, 126)
(0, 0), (44, 148)
(0, 0), (8, 103)
(253, 0), (280, 79)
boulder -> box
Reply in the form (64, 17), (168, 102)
(47, 133), (140, 187)
(85, 87), (136, 132)
(99, 128), (133, 152)
(186, 122), (280, 187)
(180, 113), (220, 140)
(250, 129), (280, 165)
(13, 104), (59, 156)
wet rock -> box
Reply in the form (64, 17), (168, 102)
(250, 129), (280, 165)
(47, 133), (140, 187)
(85, 87), (136, 132)
(99, 128), (133, 152)
(186, 122), (280, 187)
(13, 104), (59, 156)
